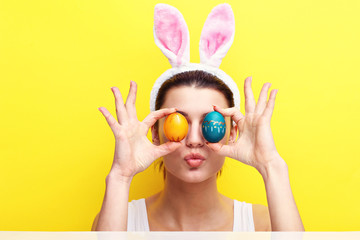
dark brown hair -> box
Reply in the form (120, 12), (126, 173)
(154, 70), (235, 179)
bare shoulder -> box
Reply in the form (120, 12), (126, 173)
(91, 212), (100, 231)
(252, 204), (271, 231)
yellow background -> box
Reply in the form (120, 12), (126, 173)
(0, 0), (359, 231)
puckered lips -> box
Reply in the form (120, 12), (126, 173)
(184, 153), (205, 168)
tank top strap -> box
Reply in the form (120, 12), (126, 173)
(127, 198), (150, 231)
(233, 199), (255, 232)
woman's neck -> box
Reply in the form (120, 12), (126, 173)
(151, 172), (231, 230)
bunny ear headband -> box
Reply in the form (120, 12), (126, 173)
(150, 3), (240, 112)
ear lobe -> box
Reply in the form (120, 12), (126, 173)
(199, 3), (235, 68)
(151, 126), (160, 146)
(154, 3), (190, 67)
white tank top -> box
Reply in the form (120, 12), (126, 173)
(127, 198), (255, 231)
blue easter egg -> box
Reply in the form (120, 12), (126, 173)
(202, 111), (226, 143)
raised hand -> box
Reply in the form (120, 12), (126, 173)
(206, 76), (281, 174)
(98, 81), (181, 179)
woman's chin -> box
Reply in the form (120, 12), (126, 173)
(167, 168), (218, 184)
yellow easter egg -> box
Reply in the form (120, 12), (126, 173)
(163, 112), (188, 142)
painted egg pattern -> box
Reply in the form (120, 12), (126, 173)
(163, 112), (189, 142)
(202, 111), (226, 143)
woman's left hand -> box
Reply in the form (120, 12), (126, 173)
(207, 76), (282, 174)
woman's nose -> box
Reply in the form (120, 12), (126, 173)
(185, 122), (204, 148)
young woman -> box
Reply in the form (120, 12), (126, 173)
(91, 70), (305, 231)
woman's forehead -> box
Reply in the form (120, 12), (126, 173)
(161, 86), (228, 116)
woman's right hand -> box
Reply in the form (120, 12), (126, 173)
(98, 81), (181, 180)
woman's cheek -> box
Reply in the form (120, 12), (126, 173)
(158, 120), (169, 144)
(162, 151), (180, 173)
(221, 117), (232, 144)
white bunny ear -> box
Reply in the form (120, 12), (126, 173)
(199, 3), (235, 68)
(154, 4), (190, 68)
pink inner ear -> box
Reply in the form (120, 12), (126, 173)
(204, 29), (232, 57)
(201, 5), (234, 58)
(155, 8), (187, 59)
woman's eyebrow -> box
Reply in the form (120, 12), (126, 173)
(176, 110), (210, 118)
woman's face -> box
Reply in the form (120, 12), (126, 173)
(153, 86), (235, 183)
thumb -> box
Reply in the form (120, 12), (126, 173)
(206, 142), (234, 158)
(153, 141), (181, 159)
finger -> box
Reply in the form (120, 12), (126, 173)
(213, 105), (245, 132)
(153, 141), (181, 160)
(244, 76), (256, 114)
(255, 82), (272, 115)
(125, 81), (138, 121)
(142, 108), (177, 129)
(263, 89), (278, 120)
(98, 107), (121, 137)
(111, 87), (129, 125)
(206, 142), (235, 159)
